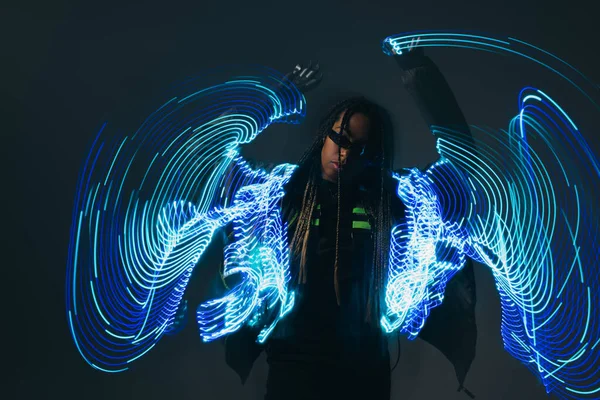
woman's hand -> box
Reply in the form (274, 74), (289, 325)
(216, 62), (321, 119)
(282, 61), (323, 93)
(384, 36), (423, 56)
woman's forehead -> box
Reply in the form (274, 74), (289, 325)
(335, 111), (370, 142)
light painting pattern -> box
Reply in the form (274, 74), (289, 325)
(66, 66), (305, 372)
(66, 32), (600, 399)
(382, 32), (600, 399)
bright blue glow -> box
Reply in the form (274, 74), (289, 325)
(67, 33), (600, 400)
(381, 161), (469, 337)
(195, 161), (298, 342)
(383, 31), (599, 108)
(380, 82), (599, 399)
(66, 66), (305, 372)
(537, 89), (579, 130)
(382, 31), (600, 399)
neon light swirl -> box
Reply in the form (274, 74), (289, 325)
(67, 31), (600, 399)
(382, 31), (600, 399)
(66, 66), (305, 372)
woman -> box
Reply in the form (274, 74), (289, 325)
(217, 43), (477, 400)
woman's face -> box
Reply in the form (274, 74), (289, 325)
(321, 110), (371, 183)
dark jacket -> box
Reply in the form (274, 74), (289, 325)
(220, 52), (477, 392)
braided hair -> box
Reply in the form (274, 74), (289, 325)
(284, 95), (394, 323)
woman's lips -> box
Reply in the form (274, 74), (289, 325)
(330, 161), (342, 170)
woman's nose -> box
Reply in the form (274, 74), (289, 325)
(339, 147), (349, 160)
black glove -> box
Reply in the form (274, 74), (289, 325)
(384, 36), (428, 70)
(282, 61), (323, 94)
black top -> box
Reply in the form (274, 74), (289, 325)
(266, 177), (387, 365)
(217, 51), (478, 397)
(262, 177), (393, 400)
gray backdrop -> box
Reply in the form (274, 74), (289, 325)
(6, 0), (599, 399)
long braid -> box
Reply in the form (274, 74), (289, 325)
(288, 96), (393, 322)
(332, 106), (356, 305)
(376, 130), (392, 328)
(333, 134), (342, 304)
(296, 164), (317, 283)
(290, 97), (366, 285)
(365, 122), (392, 325)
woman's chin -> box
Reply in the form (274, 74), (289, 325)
(323, 174), (337, 183)
(322, 166), (362, 183)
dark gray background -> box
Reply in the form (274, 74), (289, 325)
(5, 0), (599, 399)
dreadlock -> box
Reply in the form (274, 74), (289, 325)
(285, 96), (394, 324)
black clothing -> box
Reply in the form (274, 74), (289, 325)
(218, 51), (478, 399)
(263, 178), (391, 400)
(393, 52), (477, 391)
(264, 354), (390, 400)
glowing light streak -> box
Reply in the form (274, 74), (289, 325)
(384, 32), (599, 108)
(67, 66), (305, 371)
(104, 137), (128, 186)
(381, 34), (599, 394)
(66, 34), (600, 400)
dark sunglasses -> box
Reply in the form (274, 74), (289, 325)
(327, 129), (367, 156)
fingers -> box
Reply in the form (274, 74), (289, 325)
(283, 64), (301, 80)
(290, 61), (318, 74)
(298, 60), (311, 77)
(407, 36), (422, 53)
(382, 38), (395, 55)
(302, 71), (323, 91)
(297, 60), (319, 79)
(289, 62), (321, 83)
(304, 62), (320, 79)
(282, 61), (323, 93)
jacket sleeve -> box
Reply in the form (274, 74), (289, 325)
(394, 52), (478, 391)
(221, 182), (299, 385)
(393, 53), (475, 154)
(216, 221), (265, 385)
